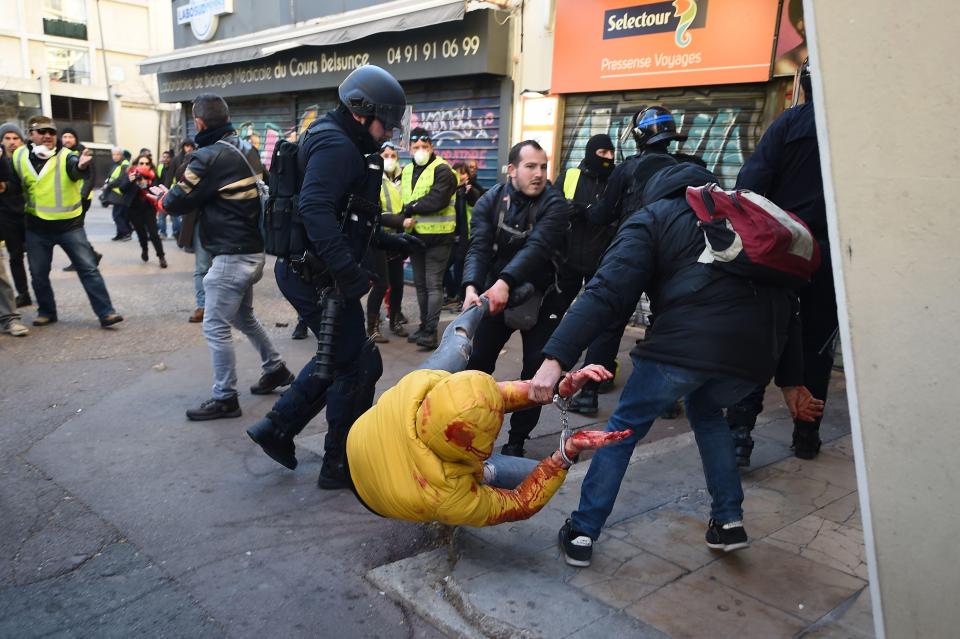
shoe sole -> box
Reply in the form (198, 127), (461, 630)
(249, 374), (295, 395)
(562, 554), (591, 567)
(706, 540), (750, 552)
(186, 410), (242, 421)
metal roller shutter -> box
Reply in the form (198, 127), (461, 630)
(294, 91), (340, 139)
(559, 84), (771, 188)
(402, 77), (503, 188)
(185, 95), (296, 170)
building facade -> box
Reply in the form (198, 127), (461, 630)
(0, 0), (173, 179)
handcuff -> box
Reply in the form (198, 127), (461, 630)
(553, 376), (578, 466)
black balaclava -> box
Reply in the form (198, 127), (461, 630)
(583, 134), (615, 177)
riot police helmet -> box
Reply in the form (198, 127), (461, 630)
(631, 106), (687, 147)
(338, 65), (407, 131)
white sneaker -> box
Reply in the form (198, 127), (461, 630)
(5, 321), (29, 337)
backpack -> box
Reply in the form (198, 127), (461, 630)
(686, 183), (821, 289)
(262, 121), (340, 256)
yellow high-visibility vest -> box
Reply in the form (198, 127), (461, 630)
(400, 157), (456, 234)
(12, 146), (82, 220)
(380, 176), (402, 215)
(109, 160), (129, 196)
(562, 167), (582, 201)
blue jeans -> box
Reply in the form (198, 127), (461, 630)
(571, 356), (757, 538)
(25, 227), (116, 320)
(202, 253), (283, 400)
(193, 225), (211, 308)
(156, 212), (182, 237)
(112, 205), (131, 236)
(483, 453), (539, 489)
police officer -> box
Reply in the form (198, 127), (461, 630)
(245, 65), (412, 489)
(461, 140), (572, 458)
(554, 134), (617, 416)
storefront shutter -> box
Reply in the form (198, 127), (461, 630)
(559, 84), (771, 188)
(401, 77), (503, 188)
(185, 95), (296, 170)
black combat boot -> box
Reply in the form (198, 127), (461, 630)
(246, 413), (298, 469)
(317, 453), (349, 490)
(569, 388), (599, 417)
(249, 364), (295, 395)
(366, 314), (389, 344)
(726, 406), (758, 467)
(389, 311), (408, 337)
(792, 421), (822, 460)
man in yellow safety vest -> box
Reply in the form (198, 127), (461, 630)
(399, 127), (458, 350)
(11, 116), (122, 328)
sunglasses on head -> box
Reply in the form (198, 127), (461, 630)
(409, 135), (432, 143)
(35, 128), (56, 135)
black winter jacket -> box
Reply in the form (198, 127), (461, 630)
(161, 131), (264, 256)
(543, 163), (803, 386)
(0, 154), (24, 221)
(462, 181), (571, 294)
(587, 149), (677, 227)
(557, 162), (614, 274)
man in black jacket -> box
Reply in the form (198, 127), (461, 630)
(554, 134), (617, 416)
(153, 94), (293, 421)
(245, 65), (415, 489)
(0, 122), (30, 307)
(461, 140), (572, 457)
(530, 163), (824, 567)
(725, 60), (837, 464)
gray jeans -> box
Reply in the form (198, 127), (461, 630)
(0, 252), (20, 328)
(411, 242), (453, 334)
(202, 253), (283, 399)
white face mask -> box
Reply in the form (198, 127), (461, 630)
(413, 149), (431, 167)
(383, 157), (397, 174)
(32, 144), (53, 160)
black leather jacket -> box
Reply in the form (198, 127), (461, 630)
(161, 132), (264, 256)
(462, 181), (571, 294)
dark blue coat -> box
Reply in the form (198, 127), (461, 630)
(542, 163), (803, 386)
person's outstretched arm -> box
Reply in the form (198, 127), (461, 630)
(496, 364), (612, 412)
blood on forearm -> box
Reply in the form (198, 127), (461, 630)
(483, 457), (567, 526)
(497, 380), (541, 412)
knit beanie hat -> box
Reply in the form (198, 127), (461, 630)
(0, 122), (25, 142)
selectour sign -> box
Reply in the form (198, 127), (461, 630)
(603, 1), (708, 44)
(177, 0), (233, 42)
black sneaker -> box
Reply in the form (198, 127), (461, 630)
(500, 442), (526, 458)
(99, 313), (124, 328)
(416, 332), (438, 350)
(559, 519), (593, 567)
(705, 519), (749, 552)
(407, 327), (425, 343)
(568, 389), (598, 416)
(186, 396), (242, 421)
(15, 293), (31, 308)
(249, 364), (295, 395)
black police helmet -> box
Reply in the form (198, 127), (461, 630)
(632, 106), (687, 146)
(338, 65), (407, 131)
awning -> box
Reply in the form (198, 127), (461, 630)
(139, 0), (467, 75)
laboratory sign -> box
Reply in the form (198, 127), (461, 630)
(552, 0), (778, 93)
(157, 11), (507, 102)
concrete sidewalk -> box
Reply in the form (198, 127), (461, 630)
(370, 373), (875, 639)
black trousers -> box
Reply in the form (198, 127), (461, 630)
(128, 206), (164, 258)
(0, 216), (29, 297)
(727, 267), (839, 432)
(555, 266), (628, 391)
(467, 289), (569, 444)
(366, 248), (389, 318)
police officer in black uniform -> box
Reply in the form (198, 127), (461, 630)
(246, 65), (413, 489)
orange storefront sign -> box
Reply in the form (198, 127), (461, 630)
(552, 0), (779, 93)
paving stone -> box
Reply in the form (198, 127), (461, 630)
(765, 447), (859, 492)
(814, 493), (863, 531)
(615, 505), (718, 573)
(764, 514), (868, 580)
(626, 572), (807, 639)
(698, 541), (866, 623)
(566, 536), (685, 609)
(741, 468), (854, 537)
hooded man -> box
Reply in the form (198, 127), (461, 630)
(530, 162), (824, 567)
(59, 127), (102, 272)
(553, 134), (618, 416)
(346, 366), (629, 526)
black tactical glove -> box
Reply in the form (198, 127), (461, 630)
(333, 264), (371, 300)
(375, 230), (425, 254)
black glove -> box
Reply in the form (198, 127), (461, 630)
(361, 153), (385, 203)
(332, 264), (371, 300)
(376, 230), (425, 254)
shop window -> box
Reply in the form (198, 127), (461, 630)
(43, 0), (88, 40)
(46, 45), (91, 85)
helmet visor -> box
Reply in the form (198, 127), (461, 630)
(375, 102), (407, 133)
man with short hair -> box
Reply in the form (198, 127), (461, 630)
(11, 116), (122, 327)
(103, 146), (132, 241)
(151, 94), (293, 420)
(401, 128), (458, 350)
(461, 140), (572, 457)
(0, 122), (31, 307)
(155, 149), (177, 239)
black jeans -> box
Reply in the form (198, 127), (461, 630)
(0, 216), (28, 297)
(128, 206), (164, 258)
(467, 288), (569, 444)
(366, 248), (389, 318)
(555, 266), (628, 391)
(385, 254), (405, 316)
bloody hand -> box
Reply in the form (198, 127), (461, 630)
(558, 364), (612, 398)
(564, 429), (633, 458)
(781, 386), (825, 422)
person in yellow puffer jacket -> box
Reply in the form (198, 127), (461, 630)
(345, 365), (630, 527)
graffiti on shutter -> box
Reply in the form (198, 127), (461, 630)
(560, 85), (770, 188)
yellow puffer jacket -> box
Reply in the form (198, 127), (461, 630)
(346, 369), (567, 527)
